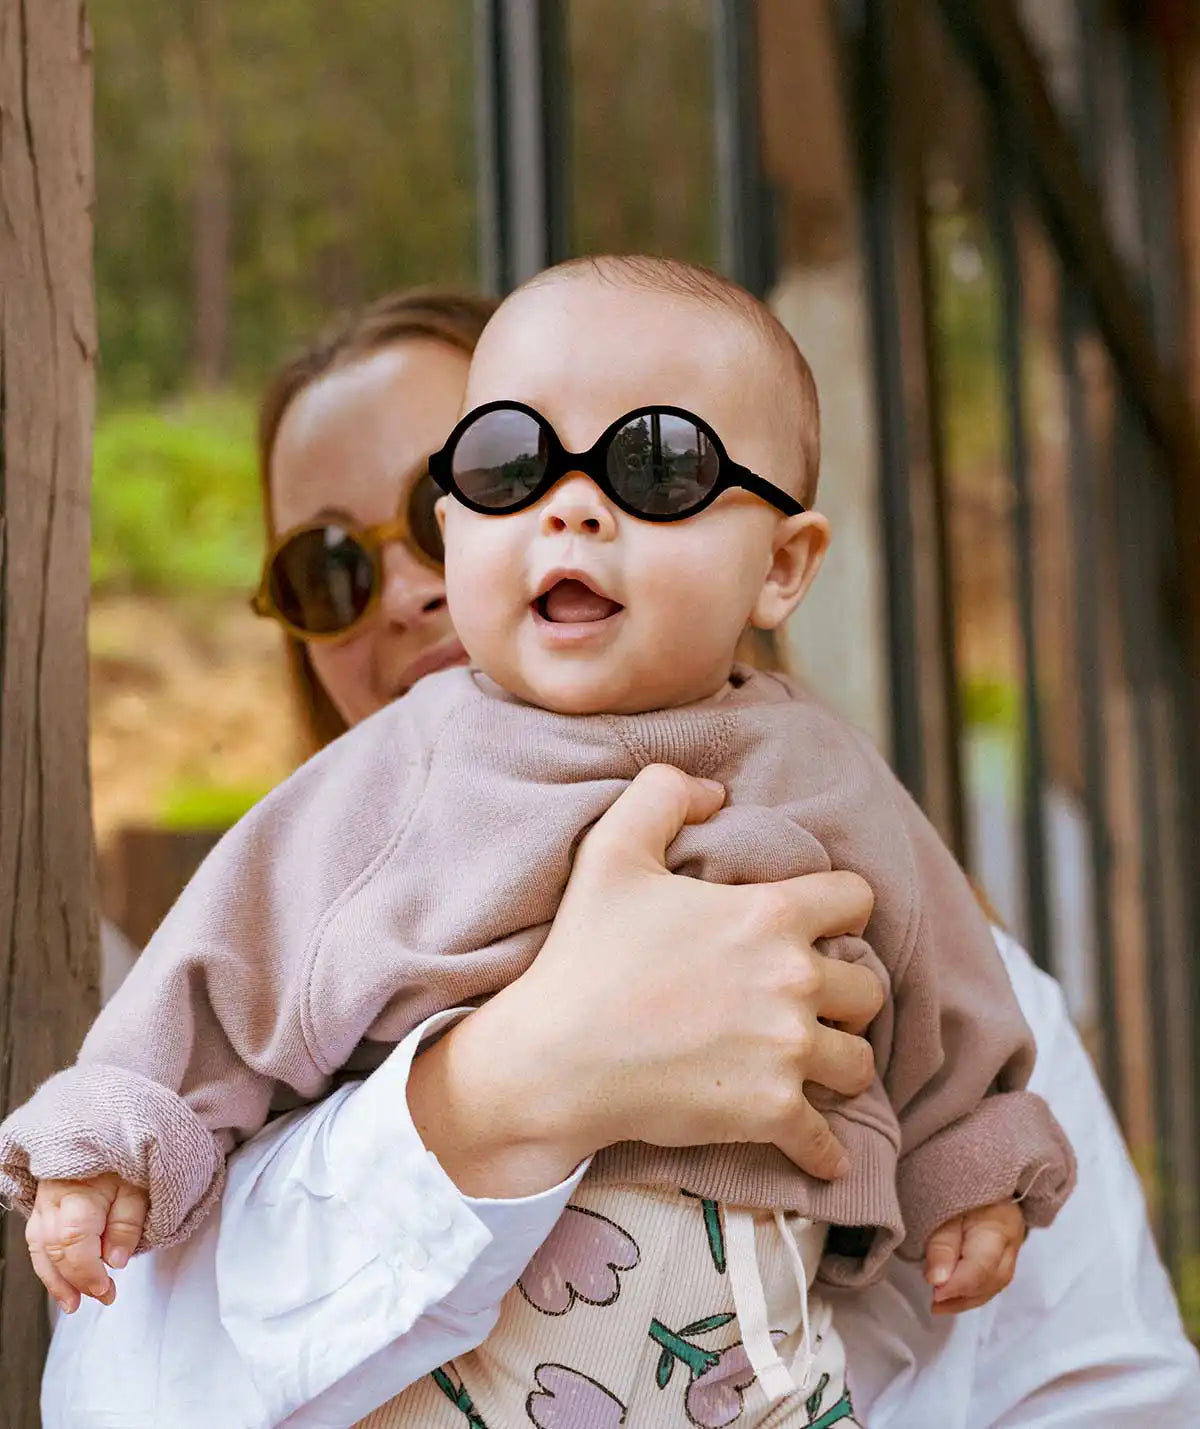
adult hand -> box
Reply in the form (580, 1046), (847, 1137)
(408, 764), (883, 1198)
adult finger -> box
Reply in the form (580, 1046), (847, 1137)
(773, 1095), (850, 1181)
(815, 956), (885, 1034)
(924, 1217), (964, 1290)
(576, 765), (725, 875)
(808, 1022), (877, 1098)
(776, 869), (875, 944)
(102, 1181), (149, 1270)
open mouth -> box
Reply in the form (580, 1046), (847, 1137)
(533, 577), (624, 625)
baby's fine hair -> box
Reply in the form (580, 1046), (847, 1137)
(519, 254), (821, 501)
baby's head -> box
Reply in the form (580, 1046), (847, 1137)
(435, 255), (828, 714)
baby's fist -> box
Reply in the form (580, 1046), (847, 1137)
(27, 1173), (149, 1314)
(924, 1199), (1026, 1315)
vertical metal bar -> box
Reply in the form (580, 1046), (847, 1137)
(1061, 281), (1122, 1107)
(473, 0), (569, 295)
(1124, 23), (1182, 364)
(475, 0), (507, 294)
(1111, 399), (1179, 1271)
(842, 0), (925, 803)
(712, 0), (771, 294)
(987, 123), (1055, 972)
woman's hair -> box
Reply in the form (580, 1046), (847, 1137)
(258, 286), (791, 755)
(258, 288), (500, 753)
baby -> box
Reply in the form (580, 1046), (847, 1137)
(2, 256), (1074, 1427)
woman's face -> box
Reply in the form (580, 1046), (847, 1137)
(270, 339), (472, 728)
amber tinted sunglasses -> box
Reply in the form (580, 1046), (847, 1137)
(252, 473), (443, 640)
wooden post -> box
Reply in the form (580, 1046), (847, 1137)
(0, 2), (98, 1422)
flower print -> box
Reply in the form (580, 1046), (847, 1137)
(525, 1363), (626, 1428)
(648, 1317), (789, 1429)
(430, 1366), (490, 1428)
(519, 1206), (640, 1316)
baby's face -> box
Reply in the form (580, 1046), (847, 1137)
(439, 277), (827, 714)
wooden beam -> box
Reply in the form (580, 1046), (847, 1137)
(0, 0), (99, 1422)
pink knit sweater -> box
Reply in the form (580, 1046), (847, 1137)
(0, 666), (1074, 1287)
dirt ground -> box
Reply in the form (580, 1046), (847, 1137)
(89, 592), (300, 851)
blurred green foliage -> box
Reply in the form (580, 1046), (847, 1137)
(92, 0), (477, 403)
(92, 395), (260, 591)
(158, 779), (270, 830)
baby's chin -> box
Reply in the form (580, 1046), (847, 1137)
(500, 656), (729, 717)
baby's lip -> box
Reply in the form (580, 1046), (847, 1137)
(532, 567), (619, 605)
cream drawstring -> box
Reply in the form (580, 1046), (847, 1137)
(723, 1208), (816, 1406)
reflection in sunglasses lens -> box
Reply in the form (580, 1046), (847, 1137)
(452, 407), (548, 509)
(608, 414), (719, 515)
(270, 526), (375, 635)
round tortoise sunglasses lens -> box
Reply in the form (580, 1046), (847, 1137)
(268, 525), (376, 636)
(407, 472), (446, 565)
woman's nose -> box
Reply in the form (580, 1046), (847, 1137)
(378, 543), (448, 629)
(538, 474), (618, 540)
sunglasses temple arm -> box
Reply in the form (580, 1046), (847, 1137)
(735, 470), (806, 516)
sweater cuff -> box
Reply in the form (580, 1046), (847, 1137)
(895, 1090), (1077, 1259)
(0, 1063), (224, 1249)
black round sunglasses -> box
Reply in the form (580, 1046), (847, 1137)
(427, 401), (806, 523)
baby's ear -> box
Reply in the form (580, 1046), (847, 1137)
(434, 494), (448, 534)
(750, 512), (830, 630)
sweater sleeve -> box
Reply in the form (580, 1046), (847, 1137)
(0, 700), (427, 1250)
(878, 783), (1077, 1257)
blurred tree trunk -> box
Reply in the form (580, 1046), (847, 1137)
(185, 0), (231, 387)
(0, 0), (99, 1421)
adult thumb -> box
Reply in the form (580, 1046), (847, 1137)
(577, 764), (726, 876)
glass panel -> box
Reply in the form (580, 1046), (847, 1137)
(568, 0), (716, 262)
(1014, 207), (1101, 1031)
(755, 0), (889, 752)
(1074, 331), (1158, 1166)
(90, 0), (477, 940)
(919, 14), (1030, 941)
(1017, 0), (1086, 127)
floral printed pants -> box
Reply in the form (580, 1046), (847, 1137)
(356, 1183), (861, 1428)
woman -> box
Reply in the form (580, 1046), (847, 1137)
(43, 290), (1198, 1428)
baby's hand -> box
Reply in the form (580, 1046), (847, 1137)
(924, 1199), (1026, 1315)
(27, 1173), (149, 1314)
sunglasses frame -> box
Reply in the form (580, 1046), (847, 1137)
(252, 504), (443, 643)
(427, 400), (806, 522)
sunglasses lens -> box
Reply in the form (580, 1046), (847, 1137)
(407, 472), (445, 565)
(607, 413), (719, 516)
(268, 526), (375, 635)
(451, 407), (548, 510)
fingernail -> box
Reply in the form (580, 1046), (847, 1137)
(700, 778), (725, 793)
(931, 1266), (950, 1286)
(108, 1249), (129, 1269)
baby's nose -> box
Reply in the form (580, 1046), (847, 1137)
(538, 474), (618, 539)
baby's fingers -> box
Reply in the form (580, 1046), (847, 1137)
(41, 1188), (115, 1303)
(934, 1219), (1012, 1305)
(102, 1181), (149, 1270)
(924, 1216), (964, 1292)
(26, 1211), (83, 1314)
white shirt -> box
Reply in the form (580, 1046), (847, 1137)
(42, 933), (1200, 1427)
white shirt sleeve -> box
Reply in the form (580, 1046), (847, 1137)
(40, 1009), (587, 1429)
(833, 930), (1200, 1427)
